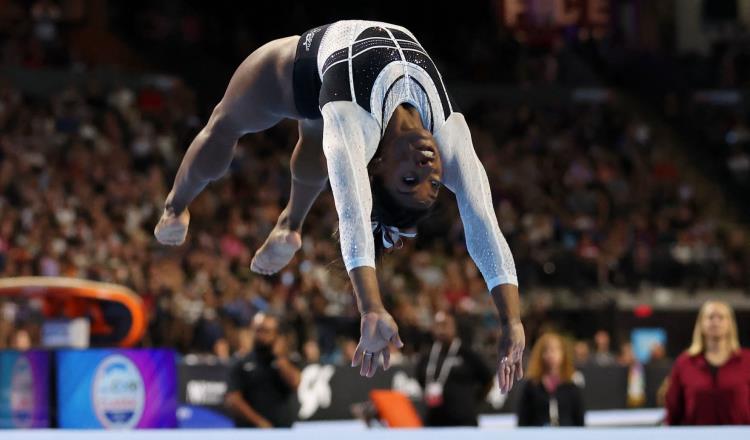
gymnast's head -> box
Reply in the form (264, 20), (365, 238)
(368, 116), (442, 254)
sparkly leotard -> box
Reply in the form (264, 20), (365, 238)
(294, 20), (517, 290)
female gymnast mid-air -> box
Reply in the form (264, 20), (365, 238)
(154, 20), (525, 393)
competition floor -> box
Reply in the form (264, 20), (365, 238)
(3, 427), (750, 440)
(4, 410), (749, 439)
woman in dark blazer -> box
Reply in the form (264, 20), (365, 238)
(517, 332), (585, 426)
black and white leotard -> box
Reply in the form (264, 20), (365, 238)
(292, 20), (517, 290)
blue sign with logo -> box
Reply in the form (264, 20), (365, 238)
(0, 351), (50, 428)
(57, 349), (177, 428)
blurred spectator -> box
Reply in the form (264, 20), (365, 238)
(234, 328), (253, 358)
(31, 0), (61, 45)
(225, 313), (301, 428)
(618, 341), (646, 408)
(302, 339), (320, 364)
(591, 330), (616, 366)
(386, 343), (406, 367)
(617, 342), (637, 367)
(336, 337), (358, 366)
(192, 307), (225, 355)
(648, 342), (671, 368)
(573, 340), (591, 368)
(666, 301), (750, 425)
(517, 333), (584, 427)
(416, 311), (493, 427)
(214, 338), (231, 362)
(11, 327), (32, 350)
(656, 377), (670, 410)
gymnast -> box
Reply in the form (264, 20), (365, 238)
(154, 20), (524, 393)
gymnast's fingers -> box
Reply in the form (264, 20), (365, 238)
(515, 358), (524, 381)
(506, 364), (517, 392)
(390, 332), (404, 348)
(514, 347), (524, 381)
(501, 356), (513, 393)
(383, 348), (391, 370)
(360, 350), (373, 376)
(498, 358), (507, 392)
(352, 344), (364, 367)
(367, 352), (380, 378)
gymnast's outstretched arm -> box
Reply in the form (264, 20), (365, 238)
(434, 112), (525, 394)
(321, 101), (404, 378)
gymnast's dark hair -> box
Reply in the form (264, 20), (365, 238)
(332, 149), (435, 263)
(367, 159), (433, 258)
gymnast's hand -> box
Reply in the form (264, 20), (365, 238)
(154, 207), (190, 246)
(497, 319), (525, 394)
(352, 310), (404, 378)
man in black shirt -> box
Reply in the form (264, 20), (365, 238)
(225, 313), (301, 428)
(416, 311), (494, 426)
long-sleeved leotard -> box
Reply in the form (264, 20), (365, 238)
(311, 20), (517, 290)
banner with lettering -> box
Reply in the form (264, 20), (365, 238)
(177, 361), (669, 422)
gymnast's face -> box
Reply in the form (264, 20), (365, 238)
(376, 128), (443, 209)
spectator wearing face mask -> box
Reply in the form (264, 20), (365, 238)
(225, 313), (301, 428)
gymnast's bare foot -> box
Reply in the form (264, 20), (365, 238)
(154, 207), (190, 246)
(251, 223), (302, 275)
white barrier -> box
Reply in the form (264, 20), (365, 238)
(478, 408), (666, 428)
(2, 427), (750, 440)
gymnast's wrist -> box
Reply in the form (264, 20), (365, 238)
(358, 296), (386, 315)
(360, 304), (386, 316)
(498, 317), (522, 328)
(356, 289), (385, 314)
(491, 284), (521, 326)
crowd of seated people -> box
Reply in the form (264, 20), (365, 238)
(0, 0), (748, 366)
(1, 72), (747, 363)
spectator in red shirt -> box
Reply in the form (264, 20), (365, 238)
(666, 300), (750, 425)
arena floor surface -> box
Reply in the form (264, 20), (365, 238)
(4, 426), (750, 440)
(4, 409), (749, 438)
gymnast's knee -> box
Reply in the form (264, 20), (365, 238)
(205, 102), (243, 139)
(290, 157), (327, 189)
(290, 149), (327, 188)
(290, 170), (328, 189)
(191, 105), (242, 182)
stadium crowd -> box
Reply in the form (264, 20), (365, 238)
(1, 72), (748, 364)
(0, 0), (748, 369)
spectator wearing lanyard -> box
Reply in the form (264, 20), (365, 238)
(517, 332), (584, 426)
(416, 311), (493, 426)
(666, 301), (750, 425)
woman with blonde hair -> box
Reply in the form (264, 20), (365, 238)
(666, 300), (750, 425)
(516, 332), (584, 426)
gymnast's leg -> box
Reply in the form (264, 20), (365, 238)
(251, 119), (328, 275)
(155, 36), (301, 245)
